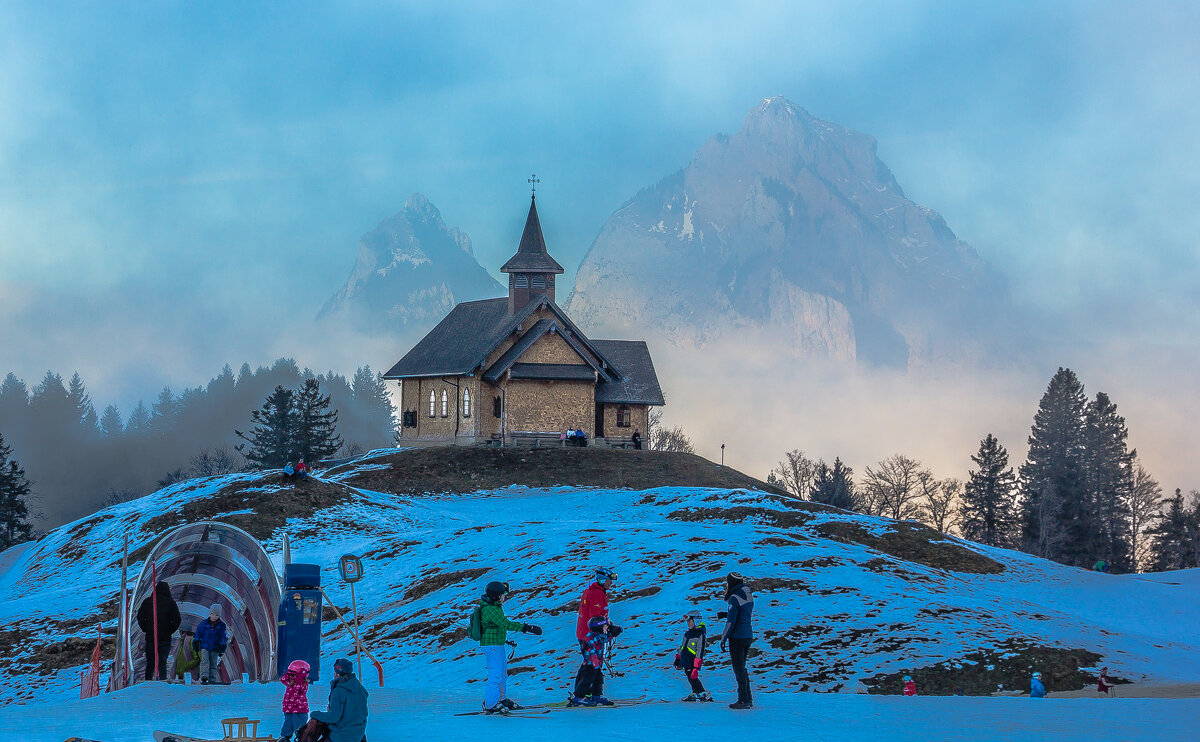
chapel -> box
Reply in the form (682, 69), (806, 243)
(384, 193), (664, 444)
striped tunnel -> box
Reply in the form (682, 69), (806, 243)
(112, 521), (282, 687)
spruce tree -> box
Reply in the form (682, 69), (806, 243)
(1019, 368), (1088, 563)
(1147, 489), (1197, 571)
(126, 402), (151, 435)
(293, 378), (343, 464)
(235, 385), (298, 470)
(67, 372), (98, 434)
(1083, 392), (1135, 571)
(352, 366), (396, 445)
(810, 458), (857, 511)
(99, 405), (124, 438)
(150, 387), (181, 436)
(961, 434), (1019, 547)
(0, 433), (34, 549)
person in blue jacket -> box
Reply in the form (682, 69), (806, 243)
(193, 603), (227, 684)
(719, 571), (755, 709)
(1030, 671), (1046, 698)
(309, 658), (369, 742)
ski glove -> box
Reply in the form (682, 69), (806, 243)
(690, 657), (702, 680)
(522, 623), (543, 635)
(673, 652), (681, 669)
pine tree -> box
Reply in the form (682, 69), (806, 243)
(293, 378), (343, 464)
(150, 387), (181, 436)
(961, 434), (1019, 547)
(0, 373), (29, 425)
(352, 366), (396, 445)
(235, 385), (298, 470)
(810, 458), (857, 511)
(1147, 489), (1198, 571)
(0, 433), (34, 549)
(99, 405), (124, 438)
(126, 402), (151, 435)
(66, 372), (98, 433)
(1019, 368), (1088, 563)
(1082, 392), (1135, 572)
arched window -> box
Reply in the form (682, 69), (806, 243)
(617, 405), (631, 428)
(428, 390), (436, 418)
(441, 389), (449, 417)
(463, 388), (471, 418)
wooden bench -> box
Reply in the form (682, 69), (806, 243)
(601, 436), (643, 449)
(508, 431), (567, 448)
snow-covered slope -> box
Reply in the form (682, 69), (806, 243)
(1, 448), (1197, 710)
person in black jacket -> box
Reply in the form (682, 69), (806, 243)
(136, 581), (181, 680)
(719, 571), (755, 709)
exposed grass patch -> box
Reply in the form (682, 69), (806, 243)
(863, 641), (1115, 696)
(403, 568), (491, 603)
(667, 505), (817, 528)
(816, 521), (1003, 574)
(141, 475), (357, 540)
(334, 447), (784, 495)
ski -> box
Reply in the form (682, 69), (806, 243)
(452, 708), (552, 717)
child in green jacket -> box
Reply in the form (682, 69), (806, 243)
(474, 580), (542, 714)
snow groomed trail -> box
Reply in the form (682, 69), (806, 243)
(2, 681), (1196, 742)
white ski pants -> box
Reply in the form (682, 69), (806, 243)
(482, 645), (507, 707)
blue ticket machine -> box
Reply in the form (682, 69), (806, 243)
(277, 563), (322, 680)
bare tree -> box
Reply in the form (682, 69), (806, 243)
(189, 446), (242, 478)
(861, 454), (932, 521)
(1024, 482), (1068, 559)
(1128, 462), (1162, 572)
(921, 478), (963, 535)
(771, 449), (816, 499)
(648, 409), (695, 453)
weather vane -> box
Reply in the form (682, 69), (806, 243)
(528, 174), (539, 197)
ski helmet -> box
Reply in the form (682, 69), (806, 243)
(485, 580), (509, 599)
(588, 615), (609, 631)
(1032, 671), (1042, 679)
(903, 675), (912, 683)
(287, 659), (310, 674)
(683, 610), (702, 621)
(595, 566), (618, 582)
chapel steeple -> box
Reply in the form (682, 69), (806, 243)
(501, 189), (564, 314)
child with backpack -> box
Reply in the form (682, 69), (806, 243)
(570, 616), (613, 706)
(673, 611), (712, 702)
(903, 675), (916, 696)
(469, 580), (543, 714)
(279, 659), (311, 741)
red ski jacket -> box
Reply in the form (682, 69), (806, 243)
(576, 582), (609, 642)
(903, 681), (916, 696)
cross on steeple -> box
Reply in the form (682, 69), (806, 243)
(528, 174), (539, 198)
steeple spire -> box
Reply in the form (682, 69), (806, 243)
(501, 192), (564, 313)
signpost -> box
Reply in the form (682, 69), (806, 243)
(338, 554), (365, 678)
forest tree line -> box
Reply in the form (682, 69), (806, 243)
(0, 358), (395, 534)
(766, 367), (1199, 574)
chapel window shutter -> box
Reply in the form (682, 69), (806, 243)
(428, 390), (436, 418)
(441, 389), (449, 417)
(463, 388), (471, 418)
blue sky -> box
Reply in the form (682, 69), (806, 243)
(1, 2), (1198, 418)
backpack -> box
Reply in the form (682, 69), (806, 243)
(467, 605), (483, 641)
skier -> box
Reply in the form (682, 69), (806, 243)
(903, 675), (916, 696)
(193, 603), (227, 684)
(673, 611), (712, 702)
(576, 567), (622, 653)
(1030, 671), (1046, 698)
(306, 658), (368, 742)
(136, 580), (181, 681)
(472, 580), (543, 714)
(279, 659), (311, 742)
(570, 615), (613, 706)
(719, 571), (755, 709)
(1097, 666), (1113, 696)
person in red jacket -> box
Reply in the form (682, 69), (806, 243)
(575, 567), (621, 646)
(1097, 666), (1114, 696)
(903, 675), (916, 696)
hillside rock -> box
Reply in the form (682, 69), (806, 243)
(318, 193), (503, 335)
(566, 97), (1012, 368)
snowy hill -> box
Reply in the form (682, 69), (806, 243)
(1, 447), (1198, 714)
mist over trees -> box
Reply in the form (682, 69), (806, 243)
(765, 367), (1193, 574)
(0, 432), (34, 548)
(0, 359), (396, 528)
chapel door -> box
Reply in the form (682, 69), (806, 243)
(594, 404), (604, 438)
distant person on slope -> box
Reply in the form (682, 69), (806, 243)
(297, 458), (309, 479)
(136, 580), (181, 681)
(673, 611), (712, 701)
(1030, 671), (1046, 698)
(283, 462), (296, 480)
(903, 675), (917, 696)
(720, 571), (755, 710)
(631, 429), (643, 450)
(193, 603), (227, 684)
(1097, 666), (1114, 696)
(570, 616), (614, 706)
(306, 658), (368, 742)
(471, 580), (543, 714)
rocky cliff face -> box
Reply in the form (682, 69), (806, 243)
(319, 193), (503, 335)
(566, 97), (1010, 368)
